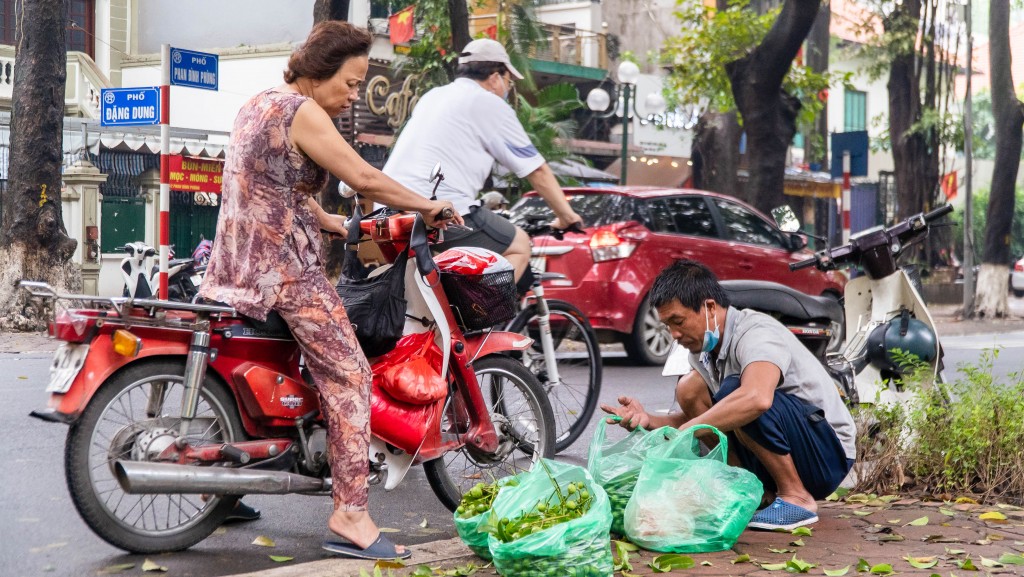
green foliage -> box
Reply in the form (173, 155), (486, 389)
(855, 350), (1024, 500)
(508, 82), (584, 192)
(661, 0), (840, 134)
(952, 186), (1024, 262)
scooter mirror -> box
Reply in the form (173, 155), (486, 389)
(338, 181), (357, 199)
(771, 205), (800, 233)
(428, 162), (442, 183)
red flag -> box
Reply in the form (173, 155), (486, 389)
(484, 25), (498, 40)
(389, 5), (415, 45)
(941, 171), (958, 201)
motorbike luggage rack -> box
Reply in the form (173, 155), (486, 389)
(19, 281), (237, 328)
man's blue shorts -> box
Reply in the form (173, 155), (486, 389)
(713, 375), (853, 500)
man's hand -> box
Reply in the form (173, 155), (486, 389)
(599, 397), (651, 431)
(421, 201), (463, 229)
(552, 210), (583, 231)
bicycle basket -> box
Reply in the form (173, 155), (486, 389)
(435, 248), (518, 331)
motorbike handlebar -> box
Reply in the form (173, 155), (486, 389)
(789, 256), (820, 272)
(923, 203), (954, 223)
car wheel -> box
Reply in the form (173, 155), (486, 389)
(1014, 289), (1024, 298)
(624, 294), (673, 366)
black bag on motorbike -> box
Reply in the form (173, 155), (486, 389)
(335, 203), (408, 358)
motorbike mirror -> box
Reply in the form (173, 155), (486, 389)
(338, 181), (357, 199)
(772, 205), (801, 233)
(427, 163), (444, 201)
(788, 233), (808, 252)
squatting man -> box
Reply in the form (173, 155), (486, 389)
(601, 259), (856, 530)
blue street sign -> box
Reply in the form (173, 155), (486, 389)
(100, 87), (161, 127)
(830, 131), (869, 178)
(170, 47), (219, 91)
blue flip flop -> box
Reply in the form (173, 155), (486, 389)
(747, 497), (819, 531)
(322, 534), (412, 560)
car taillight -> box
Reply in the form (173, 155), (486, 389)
(589, 229), (637, 262)
(1016, 261), (1024, 273)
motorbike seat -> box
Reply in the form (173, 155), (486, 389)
(169, 257), (194, 268)
(721, 280), (843, 324)
(197, 298), (294, 339)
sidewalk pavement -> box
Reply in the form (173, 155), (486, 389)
(222, 498), (1024, 577)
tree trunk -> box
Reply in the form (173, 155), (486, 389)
(0, 0), (78, 330)
(313, 0), (350, 22)
(313, 0), (352, 283)
(725, 0), (821, 214)
(885, 0), (939, 223)
(974, 0), (1023, 318)
(804, 5), (830, 169)
(448, 0), (471, 55)
(691, 111), (741, 197)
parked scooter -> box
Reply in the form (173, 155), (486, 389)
(118, 241), (204, 302)
(21, 165), (554, 554)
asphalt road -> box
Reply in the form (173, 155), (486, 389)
(1, 331), (1022, 577)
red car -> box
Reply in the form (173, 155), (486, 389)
(509, 186), (847, 365)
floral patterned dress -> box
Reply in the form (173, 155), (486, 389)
(200, 89), (372, 512)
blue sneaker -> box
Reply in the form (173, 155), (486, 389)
(747, 497), (818, 531)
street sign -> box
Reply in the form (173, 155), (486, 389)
(170, 47), (219, 91)
(100, 87), (161, 127)
(830, 131), (869, 178)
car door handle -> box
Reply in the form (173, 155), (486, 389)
(738, 262), (754, 270)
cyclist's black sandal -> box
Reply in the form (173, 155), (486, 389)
(223, 501), (261, 523)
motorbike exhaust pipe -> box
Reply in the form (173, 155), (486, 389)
(114, 461), (326, 495)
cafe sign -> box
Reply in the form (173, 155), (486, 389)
(169, 155), (224, 193)
(365, 73), (422, 129)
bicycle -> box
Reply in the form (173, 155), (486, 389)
(507, 221), (602, 452)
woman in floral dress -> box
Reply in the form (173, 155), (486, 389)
(200, 21), (460, 560)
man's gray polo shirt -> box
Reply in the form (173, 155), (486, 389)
(689, 307), (856, 460)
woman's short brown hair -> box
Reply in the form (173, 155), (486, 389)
(284, 21), (372, 83)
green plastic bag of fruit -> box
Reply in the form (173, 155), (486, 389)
(454, 475), (521, 559)
(587, 419), (682, 534)
(487, 459), (613, 577)
(624, 424), (763, 553)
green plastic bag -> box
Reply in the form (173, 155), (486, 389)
(587, 419), (681, 534)
(454, 475), (522, 559)
(624, 425), (763, 553)
(487, 459), (613, 577)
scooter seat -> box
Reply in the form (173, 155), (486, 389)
(197, 298), (294, 339)
(721, 280), (843, 324)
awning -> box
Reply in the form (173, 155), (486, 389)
(90, 134), (227, 159)
(603, 155), (692, 187)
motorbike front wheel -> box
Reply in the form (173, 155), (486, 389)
(65, 359), (244, 553)
(423, 355), (555, 511)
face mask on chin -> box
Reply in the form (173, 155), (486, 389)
(701, 303), (720, 353)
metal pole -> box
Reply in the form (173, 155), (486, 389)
(842, 150), (851, 243)
(620, 84), (631, 185)
(963, 0), (975, 314)
(159, 44), (171, 300)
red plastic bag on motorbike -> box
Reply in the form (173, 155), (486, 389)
(375, 331), (446, 405)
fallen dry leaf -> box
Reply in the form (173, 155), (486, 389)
(141, 559), (168, 572)
(252, 536), (276, 547)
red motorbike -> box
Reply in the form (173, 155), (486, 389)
(22, 174), (554, 553)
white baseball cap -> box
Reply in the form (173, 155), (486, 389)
(458, 38), (524, 80)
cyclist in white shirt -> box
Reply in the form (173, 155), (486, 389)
(383, 38), (582, 285)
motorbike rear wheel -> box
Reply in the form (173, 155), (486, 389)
(65, 359), (244, 553)
(423, 355), (555, 511)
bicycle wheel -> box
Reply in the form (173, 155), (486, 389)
(508, 299), (602, 452)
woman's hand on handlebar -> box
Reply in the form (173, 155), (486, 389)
(421, 200), (463, 229)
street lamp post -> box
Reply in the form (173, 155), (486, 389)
(586, 61), (663, 186)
